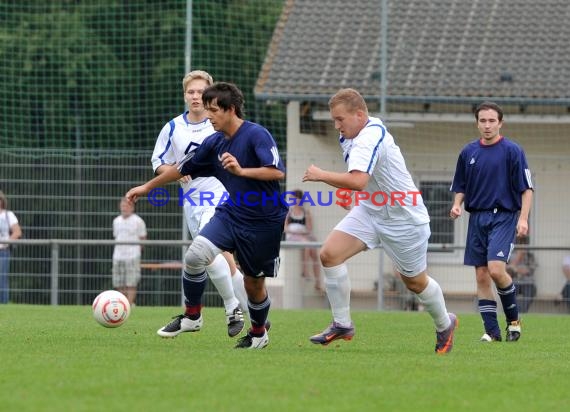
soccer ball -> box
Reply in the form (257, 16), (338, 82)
(92, 290), (130, 328)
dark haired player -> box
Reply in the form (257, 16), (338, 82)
(151, 70), (247, 338)
(126, 82), (287, 349)
(450, 101), (534, 342)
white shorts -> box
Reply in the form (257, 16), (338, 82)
(334, 205), (430, 277)
(112, 258), (141, 287)
(184, 203), (216, 239)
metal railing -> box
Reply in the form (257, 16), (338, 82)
(2, 239), (569, 314)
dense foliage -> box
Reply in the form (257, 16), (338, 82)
(0, 0), (285, 149)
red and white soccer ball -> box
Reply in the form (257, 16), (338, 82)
(92, 290), (130, 328)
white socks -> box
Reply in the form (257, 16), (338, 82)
(231, 269), (250, 317)
(415, 276), (451, 332)
(323, 263), (352, 327)
(206, 254), (239, 313)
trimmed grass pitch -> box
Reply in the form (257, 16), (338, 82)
(1, 305), (568, 412)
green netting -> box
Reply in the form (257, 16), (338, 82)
(0, 0), (286, 149)
(0, 1), (287, 305)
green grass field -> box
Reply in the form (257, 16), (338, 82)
(1, 305), (568, 412)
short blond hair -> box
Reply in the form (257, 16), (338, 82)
(182, 70), (214, 91)
(328, 88), (368, 115)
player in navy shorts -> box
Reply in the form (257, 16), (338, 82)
(450, 101), (534, 342)
(126, 82), (287, 349)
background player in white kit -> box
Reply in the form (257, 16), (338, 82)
(112, 197), (147, 305)
(303, 88), (457, 354)
(151, 70), (248, 338)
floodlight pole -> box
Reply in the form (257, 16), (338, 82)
(185, 0), (192, 73)
(377, 0), (389, 310)
(181, 0), (193, 305)
(380, 0), (388, 117)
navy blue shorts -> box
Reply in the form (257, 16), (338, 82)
(199, 213), (284, 278)
(464, 209), (518, 266)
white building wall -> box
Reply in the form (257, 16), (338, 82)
(274, 101), (570, 307)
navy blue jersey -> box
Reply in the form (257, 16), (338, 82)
(178, 121), (288, 225)
(451, 137), (533, 212)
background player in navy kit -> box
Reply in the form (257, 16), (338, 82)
(126, 82), (287, 349)
(151, 70), (247, 338)
(450, 101), (534, 342)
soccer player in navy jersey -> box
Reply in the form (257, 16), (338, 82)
(151, 70), (248, 339)
(126, 82), (287, 349)
(450, 101), (534, 342)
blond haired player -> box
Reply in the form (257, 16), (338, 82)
(303, 88), (457, 354)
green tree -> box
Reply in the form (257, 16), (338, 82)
(0, 1), (185, 149)
(0, 0), (285, 149)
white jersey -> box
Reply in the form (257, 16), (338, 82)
(113, 213), (147, 260)
(151, 112), (226, 205)
(340, 116), (429, 225)
(0, 210), (18, 249)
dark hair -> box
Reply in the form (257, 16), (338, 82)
(475, 101), (503, 121)
(202, 82), (245, 119)
(293, 189), (303, 199)
(0, 190), (7, 209)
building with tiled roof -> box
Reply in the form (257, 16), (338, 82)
(256, 0), (570, 308)
(256, 0), (570, 105)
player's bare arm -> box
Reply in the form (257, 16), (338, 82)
(126, 165), (183, 203)
(302, 164), (369, 190)
(450, 192), (465, 219)
(220, 152), (284, 181)
(516, 189), (533, 237)
(156, 164), (191, 184)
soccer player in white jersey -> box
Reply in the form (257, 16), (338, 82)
(151, 70), (248, 338)
(302, 88), (457, 354)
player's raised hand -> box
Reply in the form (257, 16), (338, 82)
(220, 152), (243, 176)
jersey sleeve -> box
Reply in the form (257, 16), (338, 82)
(112, 217), (118, 239)
(254, 128), (285, 172)
(511, 145), (534, 192)
(151, 121), (176, 173)
(137, 216), (147, 238)
(346, 124), (385, 174)
(450, 150), (467, 193)
(7, 211), (18, 226)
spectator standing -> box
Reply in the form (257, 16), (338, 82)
(560, 255), (570, 313)
(0, 191), (22, 304)
(284, 189), (322, 291)
(112, 197), (147, 305)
